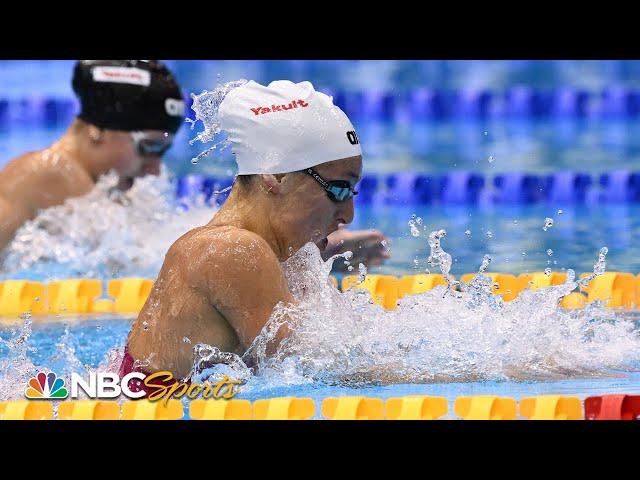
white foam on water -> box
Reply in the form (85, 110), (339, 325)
(0, 168), (216, 279)
(230, 233), (640, 392)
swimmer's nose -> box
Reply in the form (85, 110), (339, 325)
(337, 199), (355, 225)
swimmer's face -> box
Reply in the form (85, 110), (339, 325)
(276, 155), (362, 254)
(101, 129), (170, 184)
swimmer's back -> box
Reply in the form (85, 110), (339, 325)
(127, 223), (295, 379)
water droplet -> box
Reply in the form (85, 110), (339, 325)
(487, 155), (495, 163)
(513, 219), (518, 224)
(547, 249), (553, 256)
(484, 131), (488, 136)
(543, 217), (554, 231)
(357, 263), (367, 283)
(347, 265), (354, 272)
(544, 268), (552, 276)
(486, 230), (493, 239)
(183, 336), (191, 344)
(408, 219), (421, 237)
(557, 209), (563, 215)
(464, 229), (471, 236)
(522, 252), (527, 256)
(191, 158), (199, 165)
(479, 254), (492, 273)
(594, 247), (608, 275)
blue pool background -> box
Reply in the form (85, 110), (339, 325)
(2, 60), (640, 409)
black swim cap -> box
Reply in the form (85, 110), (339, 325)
(72, 60), (185, 133)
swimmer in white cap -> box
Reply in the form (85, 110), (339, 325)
(122, 80), (384, 386)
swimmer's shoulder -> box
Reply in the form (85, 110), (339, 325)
(0, 150), (93, 202)
(170, 224), (280, 265)
(166, 224), (283, 287)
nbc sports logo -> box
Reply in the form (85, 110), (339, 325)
(25, 371), (69, 399)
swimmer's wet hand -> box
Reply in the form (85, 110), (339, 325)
(323, 226), (391, 271)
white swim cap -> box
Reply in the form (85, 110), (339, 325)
(218, 80), (362, 175)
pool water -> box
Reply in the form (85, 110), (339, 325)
(1, 315), (639, 417)
(1, 117), (640, 411)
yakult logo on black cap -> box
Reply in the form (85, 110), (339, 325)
(92, 66), (151, 87)
(346, 130), (359, 145)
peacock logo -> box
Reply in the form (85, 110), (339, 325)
(25, 371), (69, 399)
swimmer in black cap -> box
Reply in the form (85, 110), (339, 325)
(0, 60), (184, 250)
(0, 60), (390, 272)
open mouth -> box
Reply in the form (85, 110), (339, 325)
(318, 237), (329, 251)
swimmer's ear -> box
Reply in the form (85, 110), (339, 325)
(87, 125), (104, 144)
(260, 174), (284, 195)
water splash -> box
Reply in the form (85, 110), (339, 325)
(242, 234), (640, 388)
(1, 229), (638, 397)
(0, 315), (37, 400)
(188, 80), (248, 164)
(0, 169), (215, 279)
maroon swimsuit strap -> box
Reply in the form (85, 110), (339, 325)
(119, 345), (189, 399)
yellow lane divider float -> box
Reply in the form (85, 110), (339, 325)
(0, 278), (155, 316)
(0, 400), (54, 420)
(1, 271), (639, 316)
(0, 395), (600, 420)
(385, 395), (448, 420)
(57, 400), (121, 420)
(189, 399), (253, 420)
(0, 280), (46, 316)
(519, 396), (582, 420)
(322, 396), (385, 420)
(454, 396), (517, 420)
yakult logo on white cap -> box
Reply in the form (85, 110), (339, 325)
(218, 80), (362, 175)
(249, 99), (310, 116)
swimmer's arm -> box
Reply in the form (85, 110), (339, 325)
(199, 231), (296, 353)
(0, 193), (33, 250)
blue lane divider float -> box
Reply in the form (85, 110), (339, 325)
(12, 87), (640, 127)
(546, 171), (592, 203)
(176, 171), (640, 207)
(0, 97), (79, 127)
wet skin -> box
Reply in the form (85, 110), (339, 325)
(0, 120), (165, 250)
(126, 156), (364, 379)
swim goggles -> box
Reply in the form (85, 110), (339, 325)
(305, 167), (358, 202)
(130, 131), (174, 157)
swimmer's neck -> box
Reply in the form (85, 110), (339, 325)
(48, 120), (116, 183)
(209, 186), (291, 262)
